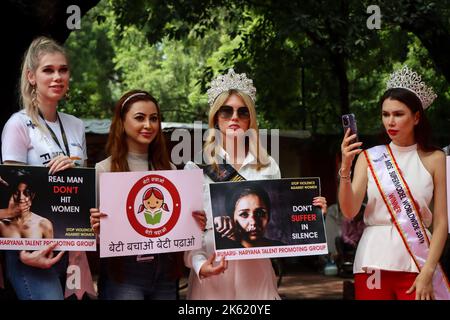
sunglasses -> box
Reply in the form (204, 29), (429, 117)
(217, 106), (250, 120)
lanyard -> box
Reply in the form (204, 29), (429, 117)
(38, 110), (70, 157)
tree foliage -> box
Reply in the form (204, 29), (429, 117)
(1, 0), (99, 135)
(64, 0), (450, 140)
(65, 0), (240, 122)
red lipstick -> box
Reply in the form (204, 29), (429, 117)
(387, 129), (398, 136)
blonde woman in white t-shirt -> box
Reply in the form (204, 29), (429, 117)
(1, 36), (87, 300)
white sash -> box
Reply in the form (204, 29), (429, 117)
(365, 145), (450, 300)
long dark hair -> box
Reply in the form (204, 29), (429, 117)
(106, 90), (171, 172)
(225, 185), (271, 221)
(379, 88), (439, 152)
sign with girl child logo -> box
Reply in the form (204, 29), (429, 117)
(99, 169), (203, 257)
(0, 165), (96, 251)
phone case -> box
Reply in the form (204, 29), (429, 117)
(342, 114), (358, 142)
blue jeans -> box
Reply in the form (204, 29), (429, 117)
(98, 254), (177, 300)
(99, 277), (177, 300)
(4, 250), (68, 300)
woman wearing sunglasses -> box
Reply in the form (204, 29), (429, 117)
(184, 69), (327, 299)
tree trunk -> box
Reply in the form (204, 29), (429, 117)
(330, 52), (350, 116)
(403, 14), (450, 83)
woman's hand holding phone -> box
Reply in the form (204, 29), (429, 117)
(341, 114), (363, 176)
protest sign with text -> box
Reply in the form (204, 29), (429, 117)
(0, 165), (96, 251)
(210, 177), (328, 260)
(99, 169), (203, 257)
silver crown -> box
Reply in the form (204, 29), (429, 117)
(207, 68), (256, 106)
(386, 65), (437, 110)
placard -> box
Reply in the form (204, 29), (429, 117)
(0, 165), (96, 250)
(99, 169), (204, 257)
(209, 178), (328, 260)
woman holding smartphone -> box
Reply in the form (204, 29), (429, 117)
(339, 66), (449, 300)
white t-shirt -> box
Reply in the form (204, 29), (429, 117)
(1, 110), (87, 166)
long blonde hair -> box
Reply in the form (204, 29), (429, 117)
(20, 36), (67, 130)
(203, 89), (270, 171)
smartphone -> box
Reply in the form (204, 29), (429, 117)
(342, 113), (358, 143)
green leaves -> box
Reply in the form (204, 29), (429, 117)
(63, 0), (450, 140)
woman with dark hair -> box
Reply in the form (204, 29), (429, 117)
(0, 181), (54, 239)
(377, 88), (436, 151)
(214, 185), (285, 248)
(339, 66), (449, 300)
(89, 90), (188, 300)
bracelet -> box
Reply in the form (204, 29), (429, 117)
(338, 168), (351, 180)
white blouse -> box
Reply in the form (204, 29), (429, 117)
(354, 142), (433, 273)
(184, 147), (281, 299)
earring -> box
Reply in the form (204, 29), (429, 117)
(64, 86), (70, 101)
(31, 85), (38, 109)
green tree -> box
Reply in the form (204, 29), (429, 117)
(1, 0), (99, 137)
(63, 0), (450, 139)
(64, 0), (116, 118)
(65, 0), (239, 123)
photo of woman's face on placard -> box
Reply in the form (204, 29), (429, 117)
(210, 178), (326, 251)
